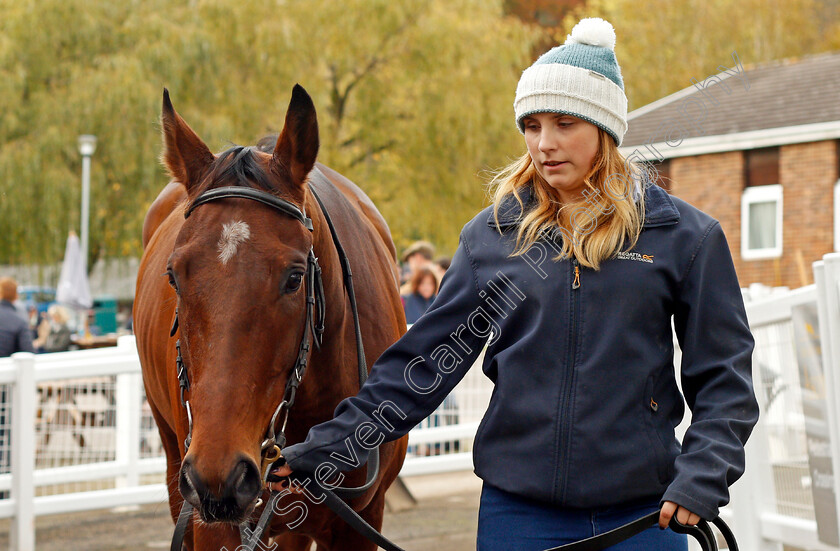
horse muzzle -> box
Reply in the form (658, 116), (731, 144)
(179, 454), (263, 523)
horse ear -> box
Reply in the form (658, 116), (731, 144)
(160, 89), (214, 195)
(271, 84), (319, 185)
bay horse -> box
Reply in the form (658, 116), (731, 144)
(134, 85), (408, 550)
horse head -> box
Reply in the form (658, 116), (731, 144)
(160, 85), (331, 524)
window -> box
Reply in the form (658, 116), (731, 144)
(835, 179), (840, 252)
(742, 184), (782, 259)
(742, 147), (782, 260)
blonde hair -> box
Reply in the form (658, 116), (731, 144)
(48, 304), (70, 325)
(488, 128), (653, 270)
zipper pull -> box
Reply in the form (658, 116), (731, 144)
(572, 258), (580, 289)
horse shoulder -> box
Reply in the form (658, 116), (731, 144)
(142, 181), (188, 249)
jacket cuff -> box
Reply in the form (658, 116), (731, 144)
(281, 442), (329, 474)
(660, 486), (719, 521)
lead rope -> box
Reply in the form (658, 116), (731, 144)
(545, 511), (739, 551)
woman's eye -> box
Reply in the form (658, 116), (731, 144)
(284, 272), (304, 293)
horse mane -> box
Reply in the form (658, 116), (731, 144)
(193, 145), (279, 197)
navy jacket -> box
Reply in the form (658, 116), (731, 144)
(402, 292), (435, 324)
(0, 300), (35, 357)
(283, 182), (759, 520)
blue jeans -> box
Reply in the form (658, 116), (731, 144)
(477, 482), (688, 550)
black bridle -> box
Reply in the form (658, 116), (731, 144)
(167, 171), (741, 551)
(172, 184), (326, 471)
(169, 169), (382, 551)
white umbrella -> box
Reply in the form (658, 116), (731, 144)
(56, 231), (92, 310)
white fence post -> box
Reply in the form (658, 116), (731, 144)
(10, 352), (36, 551)
(735, 296), (784, 551)
(728, 399), (783, 550)
(115, 337), (141, 491)
(816, 253), (840, 535)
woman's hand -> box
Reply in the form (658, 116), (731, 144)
(267, 458), (293, 492)
(659, 501), (700, 529)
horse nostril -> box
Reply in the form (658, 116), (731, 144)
(228, 459), (262, 510)
(179, 458), (202, 505)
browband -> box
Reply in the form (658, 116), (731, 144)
(185, 186), (313, 231)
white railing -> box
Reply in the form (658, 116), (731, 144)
(0, 333), (493, 550)
(0, 338), (168, 551)
(725, 252), (840, 551)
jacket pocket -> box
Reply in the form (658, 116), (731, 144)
(642, 373), (672, 485)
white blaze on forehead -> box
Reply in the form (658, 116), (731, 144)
(217, 221), (251, 265)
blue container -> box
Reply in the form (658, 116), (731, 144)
(92, 296), (118, 335)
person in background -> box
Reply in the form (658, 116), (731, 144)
(0, 277), (33, 492)
(399, 240), (435, 294)
(431, 255), (451, 285)
(34, 304), (73, 353)
(401, 266), (439, 324)
(27, 305), (41, 341)
(0, 277), (34, 357)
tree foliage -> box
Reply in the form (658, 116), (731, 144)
(2, 0), (839, 269)
(0, 0), (537, 267)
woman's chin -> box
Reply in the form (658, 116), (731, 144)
(543, 180), (585, 201)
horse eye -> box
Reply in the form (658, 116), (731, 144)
(165, 270), (179, 292)
(284, 272), (304, 293)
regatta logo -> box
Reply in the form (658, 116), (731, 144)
(616, 251), (655, 263)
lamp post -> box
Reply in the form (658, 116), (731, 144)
(77, 134), (97, 275)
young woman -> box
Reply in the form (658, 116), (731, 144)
(401, 267), (439, 324)
(272, 17), (759, 550)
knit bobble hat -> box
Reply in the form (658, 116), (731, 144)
(514, 17), (628, 146)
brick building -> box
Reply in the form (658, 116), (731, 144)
(620, 51), (840, 288)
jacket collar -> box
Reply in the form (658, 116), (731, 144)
(486, 180), (680, 229)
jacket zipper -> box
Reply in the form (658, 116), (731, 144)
(556, 257), (580, 501)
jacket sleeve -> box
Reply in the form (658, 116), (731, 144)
(662, 220), (760, 520)
(282, 229), (489, 474)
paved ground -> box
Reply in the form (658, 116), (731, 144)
(0, 472), (483, 551)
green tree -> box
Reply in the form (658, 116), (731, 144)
(5, 0), (837, 273)
(0, 0), (537, 269)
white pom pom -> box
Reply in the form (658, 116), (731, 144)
(565, 17), (616, 50)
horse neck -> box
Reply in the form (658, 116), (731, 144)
(294, 191), (363, 417)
